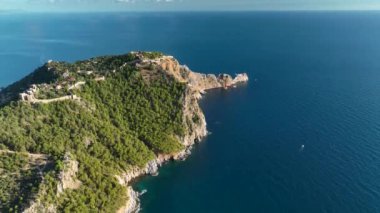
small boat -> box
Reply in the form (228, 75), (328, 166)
(299, 144), (305, 152)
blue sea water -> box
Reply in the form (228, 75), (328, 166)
(1, 12), (380, 213)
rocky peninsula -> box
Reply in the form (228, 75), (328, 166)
(0, 52), (247, 213)
(115, 52), (248, 212)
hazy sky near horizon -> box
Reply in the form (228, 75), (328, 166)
(1, 0), (380, 11)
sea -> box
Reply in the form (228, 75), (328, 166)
(1, 11), (380, 213)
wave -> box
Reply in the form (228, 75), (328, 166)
(140, 189), (147, 196)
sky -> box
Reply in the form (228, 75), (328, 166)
(1, 0), (380, 12)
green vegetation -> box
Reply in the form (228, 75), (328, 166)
(192, 114), (200, 124)
(0, 65), (59, 106)
(0, 151), (52, 212)
(140, 52), (164, 60)
(0, 52), (187, 212)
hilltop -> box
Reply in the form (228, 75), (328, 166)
(0, 52), (248, 213)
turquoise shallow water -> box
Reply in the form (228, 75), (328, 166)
(1, 12), (380, 213)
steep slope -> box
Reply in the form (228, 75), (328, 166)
(0, 52), (248, 213)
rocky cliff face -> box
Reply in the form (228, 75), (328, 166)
(117, 53), (248, 213)
(15, 52), (248, 213)
(56, 153), (81, 194)
(149, 55), (249, 91)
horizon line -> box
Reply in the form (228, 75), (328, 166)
(2, 9), (380, 14)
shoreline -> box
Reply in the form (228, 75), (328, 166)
(112, 53), (248, 213)
(123, 139), (206, 213)
(120, 86), (246, 213)
(0, 52), (248, 213)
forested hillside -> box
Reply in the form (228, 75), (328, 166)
(0, 52), (186, 212)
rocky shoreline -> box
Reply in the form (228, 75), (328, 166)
(117, 54), (248, 213)
(11, 52), (248, 213)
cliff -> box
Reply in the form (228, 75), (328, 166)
(0, 52), (247, 213)
(115, 52), (248, 213)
